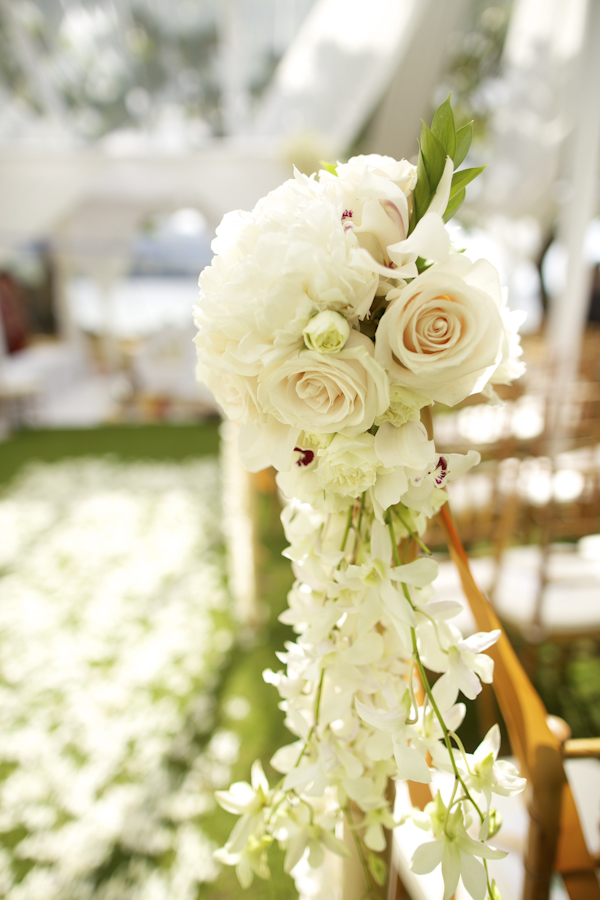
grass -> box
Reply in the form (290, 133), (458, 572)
(0, 423), (221, 488)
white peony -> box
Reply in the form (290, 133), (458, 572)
(258, 331), (389, 436)
(194, 169), (379, 424)
(375, 254), (505, 406)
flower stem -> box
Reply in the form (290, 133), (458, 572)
(392, 507), (432, 555)
(409, 627), (485, 823)
(344, 807), (377, 899)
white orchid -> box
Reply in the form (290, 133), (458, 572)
(215, 761), (271, 855)
(460, 725), (526, 806)
(198, 127), (526, 899)
(412, 794), (507, 900)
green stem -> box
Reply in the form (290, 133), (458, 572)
(393, 507), (432, 556)
(294, 667), (325, 767)
(339, 504), (354, 556)
(386, 514), (402, 567)
(344, 808), (377, 899)
(409, 627), (485, 823)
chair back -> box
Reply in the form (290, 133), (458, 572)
(435, 505), (600, 900)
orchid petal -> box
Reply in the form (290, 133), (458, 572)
(341, 632), (384, 665)
(375, 421), (436, 470)
(393, 743), (431, 783)
(459, 852), (488, 900)
(411, 839), (443, 874)
(428, 156), (454, 216)
(460, 630), (501, 654)
(441, 841), (461, 900)
(389, 557), (438, 587)
(432, 671), (459, 712)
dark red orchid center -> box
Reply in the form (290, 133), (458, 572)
(294, 447), (315, 467)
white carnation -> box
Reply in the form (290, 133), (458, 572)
(316, 433), (384, 497)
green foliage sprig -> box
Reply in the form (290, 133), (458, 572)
(410, 96), (485, 233)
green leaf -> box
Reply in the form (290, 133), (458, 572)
(453, 122), (473, 168)
(367, 853), (388, 887)
(431, 95), (456, 159)
(449, 165), (486, 198)
(420, 122), (446, 194)
(412, 150), (430, 228)
(443, 187), (465, 222)
(319, 160), (338, 176)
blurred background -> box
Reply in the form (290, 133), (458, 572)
(0, 1), (599, 898)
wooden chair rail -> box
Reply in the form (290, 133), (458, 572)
(563, 737), (600, 760)
(433, 505), (600, 900)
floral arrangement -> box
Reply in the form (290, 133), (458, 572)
(0, 458), (236, 900)
(194, 98), (526, 900)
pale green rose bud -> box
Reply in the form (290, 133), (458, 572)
(303, 310), (350, 353)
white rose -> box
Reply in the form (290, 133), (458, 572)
(194, 357), (259, 423)
(257, 331), (389, 436)
(375, 255), (504, 406)
(303, 310), (350, 353)
(316, 433), (384, 497)
(489, 302), (527, 386)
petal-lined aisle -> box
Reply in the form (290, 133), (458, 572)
(0, 458), (235, 900)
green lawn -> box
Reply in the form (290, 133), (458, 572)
(0, 424), (221, 487)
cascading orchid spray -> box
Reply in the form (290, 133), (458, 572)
(195, 98), (526, 900)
